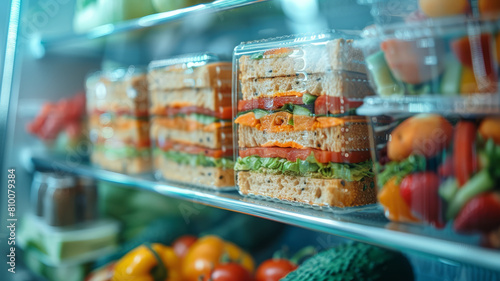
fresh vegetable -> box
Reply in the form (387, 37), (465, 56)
(387, 114), (453, 161)
(281, 243), (414, 281)
(378, 177), (420, 223)
(157, 141), (233, 158)
(479, 117), (500, 145)
(314, 96), (363, 115)
(202, 262), (254, 281)
(365, 51), (403, 96)
(454, 192), (500, 233)
(155, 149), (234, 169)
(453, 121), (478, 187)
(172, 235), (197, 259)
(235, 155), (373, 181)
(400, 172), (445, 228)
(377, 155), (427, 188)
(302, 93), (317, 105)
(440, 56), (463, 95)
(239, 147), (371, 164)
(238, 97), (304, 112)
(182, 236), (254, 281)
(439, 178), (459, 202)
(256, 259), (297, 281)
(446, 169), (495, 219)
(85, 262), (116, 281)
(154, 106), (232, 120)
(112, 243), (181, 281)
(381, 39), (445, 84)
(419, 0), (469, 17)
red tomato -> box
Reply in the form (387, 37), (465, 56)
(451, 34), (495, 77)
(238, 147), (371, 164)
(255, 259), (297, 281)
(453, 121), (478, 187)
(158, 141), (233, 158)
(314, 96), (363, 115)
(172, 235), (197, 259)
(202, 263), (254, 281)
(161, 106), (232, 120)
(238, 96), (304, 112)
(400, 172), (445, 228)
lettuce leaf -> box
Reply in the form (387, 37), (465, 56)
(155, 149), (234, 169)
(376, 155), (427, 188)
(235, 155), (373, 181)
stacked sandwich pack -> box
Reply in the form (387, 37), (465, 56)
(233, 35), (377, 208)
(86, 68), (151, 174)
(148, 54), (235, 188)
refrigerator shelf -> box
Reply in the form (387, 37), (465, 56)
(31, 0), (271, 58)
(31, 154), (500, 272)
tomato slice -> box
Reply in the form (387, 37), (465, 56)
(453, 121), (478, 187)
(314, 96), (364, 115)
(156, 106), (232, 120)
(239, 147), (370, 163)
(237, 96), (304, 112)
(158, 140), (233, 158)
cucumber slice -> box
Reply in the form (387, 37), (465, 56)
(446, 169), (495, 219)
(366, 51), (403, 96)
(253, 109), (268, 119)
(293, 105), (312, 116)
(302, 93), (317, 105)
(439, 178), (458, 202)
(440, 56), (462, 96)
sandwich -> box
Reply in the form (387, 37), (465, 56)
(234, 38), (377, 207)
(86, 70), (152, 174)
(148, 56), (234, 188)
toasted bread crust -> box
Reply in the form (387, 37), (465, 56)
(237, 171), (376, 207)
(238, 123), (370, 152)
(239, 39), (366, 80)
(148, 62), (232, 91)
(241, 72), (373, 100)
(155, 156), (235, 188)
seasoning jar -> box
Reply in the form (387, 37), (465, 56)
(31, 171), (53, 217)
(44, 174), (77, 226)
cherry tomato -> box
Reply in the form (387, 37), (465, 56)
(172, 235), (197, 259)
(453, 121), (478, 187)
(202, 263), (254, 281)
(255, 259), (297, 281)
(400, 172), (445, 228)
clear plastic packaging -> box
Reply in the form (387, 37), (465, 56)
(358, 97), (500, 234)
(232, 31), (378, 210)
(357, 0), (500, 25)
(358, 17), (499, 97)
(86, 67), (152, 174)
(148, 53), (235, 189)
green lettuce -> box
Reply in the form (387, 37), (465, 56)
(235, 155), (373, 181)
(155, 149), (234, 169)
(376, 155), (427, 188)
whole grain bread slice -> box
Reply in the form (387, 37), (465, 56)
(238, 124), (370, 153)
(155, 156), (234, 188)
(237, 171), (376, 207)
(151, 122), (233, 150)
(239, 39), (366, 80)
(241, 71), (373, 100)
(148, 62), (232, 91)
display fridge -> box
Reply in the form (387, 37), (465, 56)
(1, 0), (500, 280)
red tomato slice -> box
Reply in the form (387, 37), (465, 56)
(159, 106), (232, 120)
(453, 121), (478, 187)
(237, 96), (304, 112)
(158, 140), (233, 158)
(314, 96), (364, 115)
(451, 34), (495, 77)
(239, 147), (370, 164)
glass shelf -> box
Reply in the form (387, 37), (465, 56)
(31, 0), (271, 58)
(31, 154), (500, 271)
